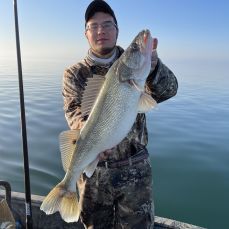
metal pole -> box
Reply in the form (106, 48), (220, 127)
(13, 0), (33, 228)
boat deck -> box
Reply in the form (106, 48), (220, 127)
(0, 191), (206, 229)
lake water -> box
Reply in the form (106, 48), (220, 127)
(0, 57), (228, 229)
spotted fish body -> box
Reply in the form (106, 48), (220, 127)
(40, 30), (156, 223)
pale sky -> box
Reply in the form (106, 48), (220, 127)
(1, 0), (229, 69)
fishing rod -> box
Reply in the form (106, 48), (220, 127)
(13, 0), (33, 228)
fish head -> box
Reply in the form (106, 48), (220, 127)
(116, 29), (153, 84)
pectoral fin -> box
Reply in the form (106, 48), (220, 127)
(129, 79), (157, 113)
(138, 92), (157, 113)
(59, 130), (80, 172)
(84, 157), (99, 178)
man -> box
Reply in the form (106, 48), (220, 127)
(62, 1), (178, 228)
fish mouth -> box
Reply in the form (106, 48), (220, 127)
(143, 30), (151, 44)
(143, 29), (152, 47)
(139, 30), (152, 54)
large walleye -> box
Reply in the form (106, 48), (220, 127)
(40, 29), (157, 222)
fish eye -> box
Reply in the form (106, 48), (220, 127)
(132, 43), (139, 50)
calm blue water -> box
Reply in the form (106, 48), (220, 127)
(0, 57), (229, 229)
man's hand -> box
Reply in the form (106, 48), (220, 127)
(99, 148), (114, 160)
(151, 38), (158, 70)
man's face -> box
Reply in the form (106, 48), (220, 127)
(85, 12), (118, 56)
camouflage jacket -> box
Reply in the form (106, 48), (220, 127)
(62, 46), (178, 161)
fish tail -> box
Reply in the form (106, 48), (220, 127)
(40, 181), (80, 223)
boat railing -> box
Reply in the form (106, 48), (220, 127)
(0, 180), (12, 210)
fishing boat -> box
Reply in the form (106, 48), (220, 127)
(0, 181), (206, 229)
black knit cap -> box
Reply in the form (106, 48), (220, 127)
(85, 0), (117, 27)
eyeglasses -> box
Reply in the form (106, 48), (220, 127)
(86, 21), (117, 32)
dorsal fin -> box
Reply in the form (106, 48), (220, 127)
(81, 74), (105, 117)
(59, 130), (80, 172)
